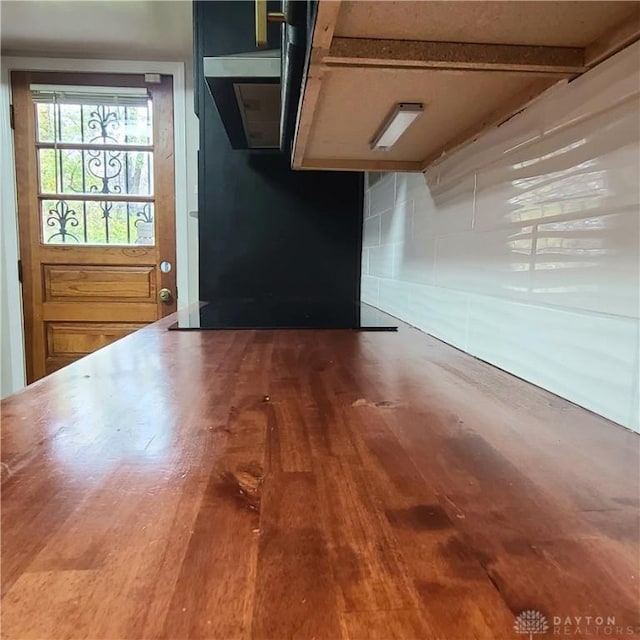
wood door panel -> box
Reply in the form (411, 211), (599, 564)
(43, 265), (156, 302)
(39, 246), (157, 265)
(44, 356), (76, 376)
(46, 322), (144, 358)
(42, 303), (158, 323)
(12, 71), (176, 382)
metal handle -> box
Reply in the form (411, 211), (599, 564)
(159, 288), (173, 303)
(255, 0), (267, 48)
(255, 0), (285, 48)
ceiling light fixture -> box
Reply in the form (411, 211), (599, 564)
(370, 103), (424, 151)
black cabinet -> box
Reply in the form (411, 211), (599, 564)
(194, 0), (364, 328)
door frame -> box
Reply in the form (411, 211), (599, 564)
(1, 56), (195, 394)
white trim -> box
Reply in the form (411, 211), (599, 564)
(0, 56), (196, 396)
(0, 63), (25, 394)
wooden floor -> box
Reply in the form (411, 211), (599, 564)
(2, 312), (639, 639)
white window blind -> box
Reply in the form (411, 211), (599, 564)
(29, 84), (149, 107)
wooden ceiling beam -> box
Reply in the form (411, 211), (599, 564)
(326, 37), (586, 74)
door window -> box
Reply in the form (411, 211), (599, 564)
(33, 85), (156, 246)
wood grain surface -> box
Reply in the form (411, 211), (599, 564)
(11, 71), (176, 383)
(2, 311), (638, 639)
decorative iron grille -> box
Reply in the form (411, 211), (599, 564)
(34, 88), (155, 246)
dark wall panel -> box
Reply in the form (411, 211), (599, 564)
(195, 0), (364, 327)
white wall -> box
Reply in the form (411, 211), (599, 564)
(0, 63), (25, 397)
(1, 1), (192, 61)
(362, 43), (640, 432)
(0, 66), (24, 397)
(183, 58), (200, 310)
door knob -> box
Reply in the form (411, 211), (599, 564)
(159, 288), (173, 303)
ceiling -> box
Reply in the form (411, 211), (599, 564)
(0, 0), (192, 60)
